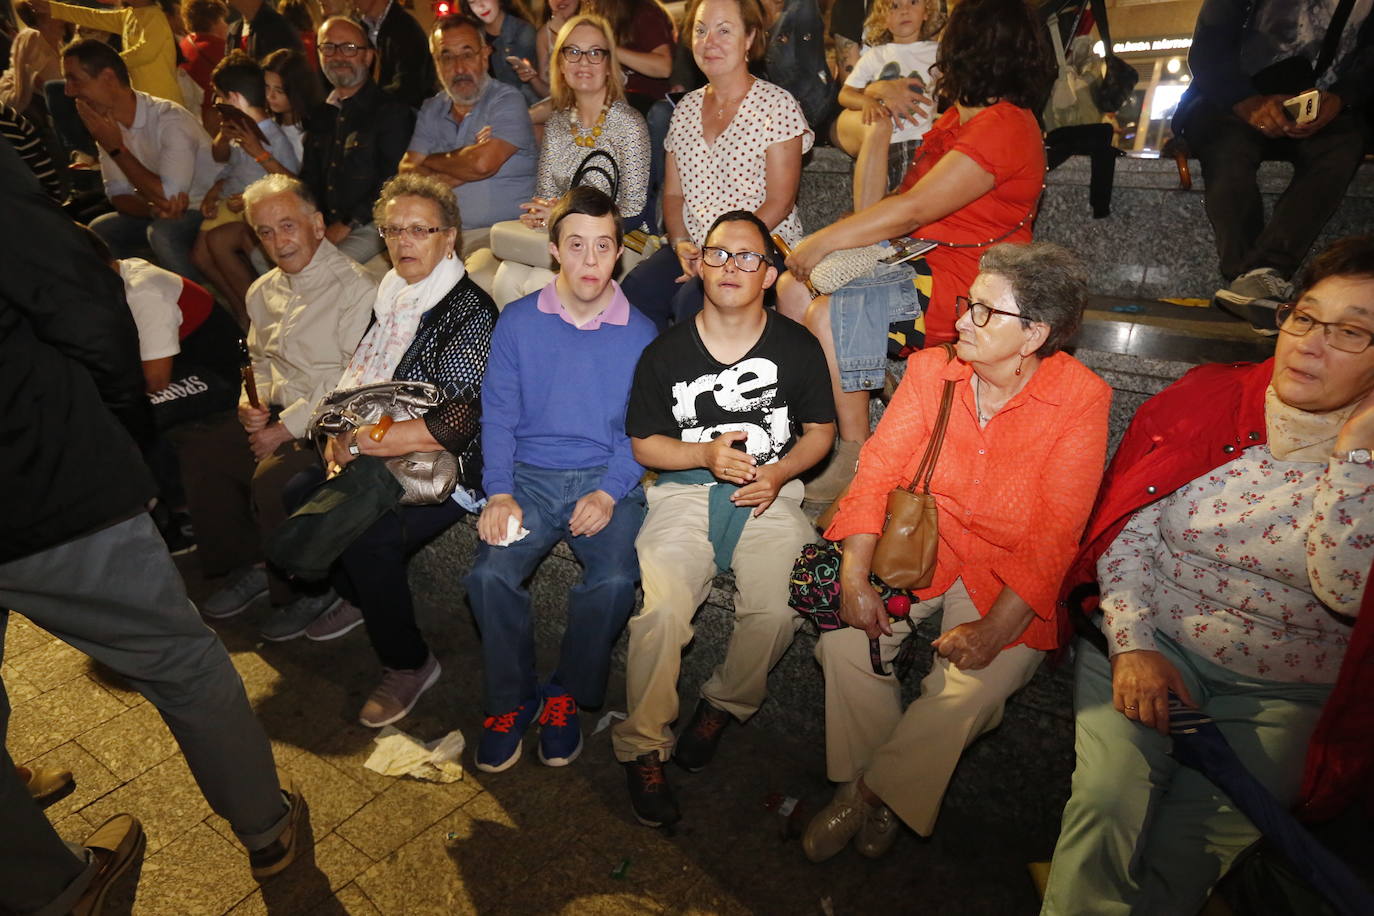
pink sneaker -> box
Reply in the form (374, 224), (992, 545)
(358, 655), (442, 728)
(305, 599), (364, 641)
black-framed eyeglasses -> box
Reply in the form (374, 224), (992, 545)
(701, 247), (768, 272)
(559, 45), (609, 63)
(1276, 303), (1374, 353)
(320, 41), (368, 57)
(955, 295), (1026, 327)
(378, 224), (451, 240)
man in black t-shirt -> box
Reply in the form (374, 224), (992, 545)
(613, 211), (837, 827)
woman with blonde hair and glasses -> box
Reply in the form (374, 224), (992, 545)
(517, 13), (650, 232)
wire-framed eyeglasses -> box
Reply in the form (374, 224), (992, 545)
(1276, 303), (1374, 353)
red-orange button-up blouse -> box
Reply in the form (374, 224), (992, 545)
(825, 347), (1112, 651)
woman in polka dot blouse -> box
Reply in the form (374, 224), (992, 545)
(619, 0), (812, 330)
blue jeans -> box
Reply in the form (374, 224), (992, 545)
(463, 463), (646, 714)
(828, 260), (924, 392)
(91, 209), (207, 284)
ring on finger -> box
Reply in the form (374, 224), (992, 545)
(1124, 704), (1138, 711)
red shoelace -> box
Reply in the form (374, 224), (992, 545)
(484, 706), (524, 733)
(539, 694), (576, 728)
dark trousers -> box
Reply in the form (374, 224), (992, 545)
(0, 514), (287, 914)
(1175, 99), (1366, 280)
(619, 244), (706, 331)
(1046, 123), (1122, 219)
(176, 411), (322, 602)
(336, 496), (470, 671)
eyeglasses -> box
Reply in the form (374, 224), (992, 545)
(559, 45), (609, 63)
(701, 247), (768, 272)
(1276, 303), (1374, 353)
(378, 224), (451, 240)
(320, 41), (368, 57)
(955, 295), (1027, 327)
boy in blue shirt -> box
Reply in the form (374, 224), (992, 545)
(465, 186), (656, 772)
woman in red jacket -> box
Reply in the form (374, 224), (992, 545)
(796, 241), (1111, 862)
(1041, 235), (1374, 915)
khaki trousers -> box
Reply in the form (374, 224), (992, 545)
(612, 479), (813, 762)
(815, 579), (1044, 835)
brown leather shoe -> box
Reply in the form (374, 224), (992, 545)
(71, 814), (146, 916)
(248, 786), (306, 880)
(17, 764), (74, 803)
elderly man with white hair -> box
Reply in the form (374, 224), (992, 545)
(179, 174), (378, 639)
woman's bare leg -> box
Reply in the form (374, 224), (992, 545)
(207, 222), (257, 329)
(853, 116), (893, 212)
(775, 271), (814, 322)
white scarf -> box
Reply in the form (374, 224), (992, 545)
(338, 254), (465, 389)
(1264, 385), (1357, 463)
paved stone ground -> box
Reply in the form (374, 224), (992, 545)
(6, 543), (1056, 916)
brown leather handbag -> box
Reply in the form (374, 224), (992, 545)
(870, 369), (957, 590)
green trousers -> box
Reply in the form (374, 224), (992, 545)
(1041, 633), (1332, 916)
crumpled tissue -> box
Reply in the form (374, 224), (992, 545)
(363, 725), (465, 783)
(495, 514), (530, 547)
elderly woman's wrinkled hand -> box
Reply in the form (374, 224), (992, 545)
(519, 197), (554, 229)
(328, 430), (357, 469)
(839, 576), (889, 639)
(932, 618), (1006, 671)
(1110, 649), (1197, 736)
(1336, 384), (1374, 454)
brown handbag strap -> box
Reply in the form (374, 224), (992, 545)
(903, 345), (958, 495)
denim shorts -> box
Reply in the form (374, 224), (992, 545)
(828, 259), (932, 392)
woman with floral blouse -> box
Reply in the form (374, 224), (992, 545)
(1043, 235), (1374, 915)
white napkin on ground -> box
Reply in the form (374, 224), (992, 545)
(363, 725), (466, 783)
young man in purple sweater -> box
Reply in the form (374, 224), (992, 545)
(464, 187), (657, 773)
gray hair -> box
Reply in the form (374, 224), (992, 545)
(242, 174), (318, 218)
(978, 241), (1088, 357)
(372, 173), (462, 255)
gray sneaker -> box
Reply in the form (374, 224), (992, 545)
(1215, 267), (1294, 309)
(305, 599), (365, 641)
(260, 592), (341, 642)
(359, 655), (442, 728)
(201, 567), (269, 619)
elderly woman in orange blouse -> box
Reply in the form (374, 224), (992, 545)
(796, 241), (1112, 862)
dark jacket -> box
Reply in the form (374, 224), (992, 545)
(372, 1), (436, 110)
(391, 273), (498, 494)
(299, 79), (416, 228)
(1059, 359), (1374, 821)
(0, 140), (157, 563)
(1181, 0), (1374, 114)
(227, 1), (303, 62)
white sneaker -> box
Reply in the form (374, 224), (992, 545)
(1214, 267), (1293, 308)
(201, 567), (268, 619)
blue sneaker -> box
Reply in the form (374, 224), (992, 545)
(476, 699), (542, 773)
(537, 686), (582, 767)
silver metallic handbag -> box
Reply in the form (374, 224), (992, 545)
(308, 381), (460, 506)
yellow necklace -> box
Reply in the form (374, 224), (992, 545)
(572, 105), (609, 148)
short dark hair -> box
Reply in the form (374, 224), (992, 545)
(704, 210), (776, 267)
(548, 186), (623, 249)
(183, 0), (227, 33)
(432, 13), (485, 42)
(1298, 235), (1374, 297)
(211, 51), (266, 108)
(62, 38), (130, 86)
(933, 0), (1053, 112)
(977, 241), (1088, 357)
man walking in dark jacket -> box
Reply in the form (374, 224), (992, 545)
(0, 140), (303, 912)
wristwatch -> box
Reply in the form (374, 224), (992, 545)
(1343, 448), (1372, 464)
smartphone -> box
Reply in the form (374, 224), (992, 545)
(1283, 89), (1319, 124)
(506, 55), (527, 70)
(213, 103), (269, 145)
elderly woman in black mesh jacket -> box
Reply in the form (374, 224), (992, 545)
(316, 173), (499, 728)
